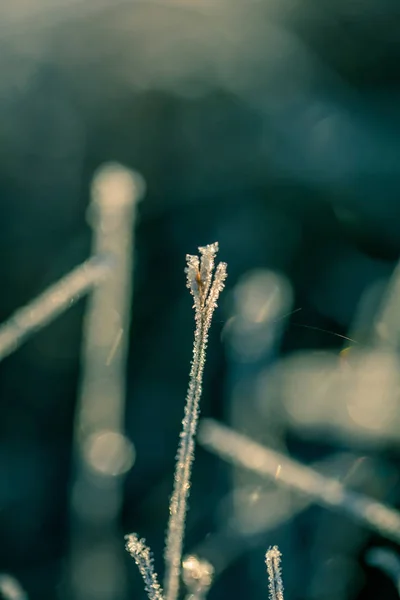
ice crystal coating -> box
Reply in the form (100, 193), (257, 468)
(125, 534), (164, 600)
(182, 554), (214, 600)
(164, 243), (227, 600)
(265, 546), (284, 600)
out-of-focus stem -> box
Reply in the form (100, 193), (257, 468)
(0, 256), (111, 362)
(182, 555), (214, 600)
(68, 163), (145, 600)
(0, 574), (28, 600)
(199, 419), (400, 545)
(366, 547), (400, 595)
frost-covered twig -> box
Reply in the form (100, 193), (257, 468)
(125, 534), (164, 600)
(164, 243), (227, 600)
(182, 555), (214, 600)
(265, 546), (284, 600)
(198, 419), (400, 545)
(0, 255), (111, 362)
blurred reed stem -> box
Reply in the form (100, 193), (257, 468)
(68, 163), (145, 600)
(0, 255), (111, 362)
(199, 419), (400, 545)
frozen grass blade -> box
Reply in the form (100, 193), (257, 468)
(164, 243), (227, 600)
(125, 534), (164, 600)
(265, 546), (284, 600)
(199, 419), (400, 545)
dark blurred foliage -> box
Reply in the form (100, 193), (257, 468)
(1, 1), (400, 599)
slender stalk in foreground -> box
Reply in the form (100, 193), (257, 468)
(265, 546), (284, 600)
(198, 419), (400, 545)
(164, 243), (227, 600)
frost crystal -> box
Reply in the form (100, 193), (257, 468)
(164, 242), (227, 600)
(182, 554), (214, 600)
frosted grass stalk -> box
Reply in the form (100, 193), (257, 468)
(199, 419), (400, 544)
(0, 255), (111, 362)
(164, 243), (227, 600)
(265, 546), (284, 600)
(125, 535), (164, 600)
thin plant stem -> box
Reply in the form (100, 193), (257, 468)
(265, 546), (284, 600)
(125, 534), (165, 600)
(0, 255), (111, 362)
(198, 419), (400, 545)
(69, 163), (145, 600)
(164, 243), (227, 600)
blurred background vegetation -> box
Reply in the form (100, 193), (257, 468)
(1, 1), (400, 599)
